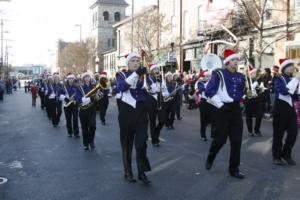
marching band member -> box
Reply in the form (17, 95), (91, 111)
(196, 69), (213, 141)
(44, 74), (52, 120)
(47, 73), (64, 127)
(173, 73), (183, 120)
(75, 71), (100, 150)
(116, 52), (151, 184)
(98, 72), (110, 125)
(164, 72), (177, 130)
(37, 75), (46, 110)
(245, 66), (264, 137)
(146, 64), (168, 147)
(205, 49), (246, 179)
(62, 73), (80, 138)
(272, 58), (300, 165)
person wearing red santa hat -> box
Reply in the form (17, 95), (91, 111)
(97, 71), (110, 125)
(46, 72), (64, 127)
(116, 52), (151, 184)
(244, 66), (264, 137)
(272, 58), (300, 166)
(195, 69), (213, 141)
(205, 49), (246, 179)
(164, 71), (178, 130)
(62, 72), (80, 138)
(75, 71), (101, 150)
(145, 64), (168, 147)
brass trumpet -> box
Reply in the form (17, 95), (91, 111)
(79, 76), (110, 110)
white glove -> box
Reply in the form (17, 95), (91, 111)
(44, 90), (48, 95)
(81, 97), (91, 105)
(41, 88), (44, 92)
(49, 93), (55, 99)
(59, 94), (65, 101)
(97, 91), (103, 98)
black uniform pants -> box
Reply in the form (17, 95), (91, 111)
(48, 99), (62, 125)
(272, 99), (298, 159)
(116, 98), (122, 112)
(118, 101), (151, 174)
(175, 92), (182, 119)
(79, 106), (96, 147)
(146, 97), (165, 144)
(38, 91), (45, 109)
(64, 105), (79, 136)
(0, 90), (3, 101)
(165, 100), (176, 127)
(99, 96), (109, 123)
(207, 102), (243, 173)
(245, 98), (263, 133)
(45, 96), (51, 119)
(199, 99), (212, 139)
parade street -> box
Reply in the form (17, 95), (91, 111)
(0, 91), (299, 200)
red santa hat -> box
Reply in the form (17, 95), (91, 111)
(148, 64), (160, 71)
(279, 58), (294, 72)
(272, 65), (279, 74)
(66, 72), (76, 79)
(223, 49), (240, 64)
(81, 71), (91, 79)
(99, 71), (107, 78)
(53, 72), (59, 77)
(248, 66), (257, 74)
(125, 52), (141, 66)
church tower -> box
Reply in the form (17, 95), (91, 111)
(90, 0), (129, 71)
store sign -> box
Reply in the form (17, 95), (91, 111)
(168, 52), (177, 63)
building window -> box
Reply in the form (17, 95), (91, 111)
(171, 16), (176, 34)
(114, 12), (121, 22)
(296, 0), (300, 15)
(183, 11), (189, 40)
(108, 39), (111, 47)
(112, 38), (115, 47)
(264, 0), (272, 21)
(103, 11), (109, 21)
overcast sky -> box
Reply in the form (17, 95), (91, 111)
(0, 0), (157, 66)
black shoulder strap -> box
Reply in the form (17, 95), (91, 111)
(278, 75), (287, 86)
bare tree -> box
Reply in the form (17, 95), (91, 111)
(57, 38), (97, 76)
(125, 7), (171, 63)
(233, 0), (299, 68)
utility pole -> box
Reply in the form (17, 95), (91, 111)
(179, 0), (183, 72)
(131, 0), (134, 52)
(1, 20), (3, 71)
(286, 0), (290, 40)
(157, 0), (160, 52)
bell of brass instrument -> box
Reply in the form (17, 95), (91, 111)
(99, 76), (110, 90)
(79, 83), (102, 110)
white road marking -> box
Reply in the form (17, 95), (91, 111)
(0, 177), (8, 185)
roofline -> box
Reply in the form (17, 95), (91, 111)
(90, 1), (129, 9)
(113, 5), (158, 28)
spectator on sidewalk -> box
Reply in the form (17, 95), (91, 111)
(0, 77), (4, 101)
(30, 82), (38, 107)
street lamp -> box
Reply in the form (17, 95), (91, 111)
(75, 24), (82, 43)
(95, 56), (100, 72)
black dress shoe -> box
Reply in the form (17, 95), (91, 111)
(152, 142), (160, 147)
(254, 131), (263, 137)
(281, 156), (297, 166)
(248, 132), (255, 137)
(68, 135), (72, 138)
(273, 158), (286, 165)
(90, 143), (95, 149)
(138, 173), (151, 185)
(205, 160), (213, 170)
(201, 137), (208, 141)
(75, 135), (80, 139)
(124, 173), (136, 183)
(84, 146), (89, 151)
(101, 121), (106, 126)
(230, 171), (245, 179)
